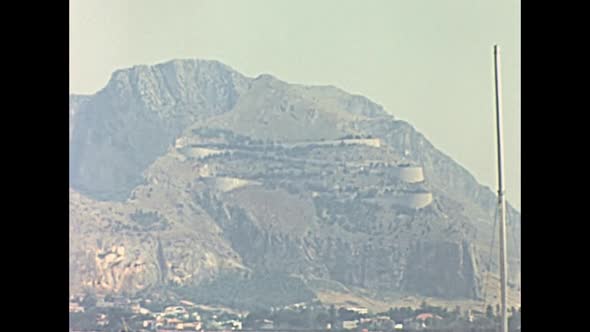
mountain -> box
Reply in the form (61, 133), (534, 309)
(69, 59), (520, 310)
(69, 94), (90, 141)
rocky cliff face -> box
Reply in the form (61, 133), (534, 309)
(69, 60), (249, 201)
(69, 59), (520, 309)
(69, 95), (90, 141)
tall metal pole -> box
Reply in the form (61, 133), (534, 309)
(493, 44), (509, 332)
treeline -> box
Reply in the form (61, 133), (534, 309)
(242, 301), (521, 331)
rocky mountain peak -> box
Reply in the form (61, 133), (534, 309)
(69, 59), (520, 310)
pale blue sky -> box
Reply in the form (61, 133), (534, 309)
(70, 0), (520, 209)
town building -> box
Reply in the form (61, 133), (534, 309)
(342, 320), (359, 329)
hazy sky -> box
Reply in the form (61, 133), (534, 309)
(70, 0), (520, 209)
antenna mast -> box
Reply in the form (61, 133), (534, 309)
(493, 44), (509, 332)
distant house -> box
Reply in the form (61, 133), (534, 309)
(415, 313), (443, 321)
(221, 319), (242, 330)
(95, 298), (115, 308)
(164, 306), (188, 317)
(370, 316), (394, 329)
(142, 320), (156, 328)
(180, 321), (202, 330)
(113, 296), (130, 308)
(360, 317), (372, 324)
(96, 313), (109, 327)
(285, 302), (307, 309)
(70, 293), (85, 303)
(416, 313), (434, 321)
(467, 309), (475, 322)
(191, 311), (201, 321)
(180, 300), (196, 307)
(130, 303), (141, 313)
(69, 302), (85, 313)
(166, 318), (184, 325)
(342, 320), (359, 329)
(139, 307), (152, 315)
(346, 307), (369, 315)
(471, 309), (484, 316)
(258, 319), (274, 329)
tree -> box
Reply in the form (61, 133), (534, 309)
(508, 307), (521, 332)
(463, 309), (470, 321)
(453, 305), (462, 320)
(420, 300), (428, 310)
(391, 306), (414, 322)
(69, 311), (98, 331)
(315, 311), (330, 329)
(338, 308), (360, 321)
(486, 304), (495, 320)
(81, 293), (97, 308)
(243, 309), (271, 328)
(299, 308), (313, 328)
(329, 304), (336, 326)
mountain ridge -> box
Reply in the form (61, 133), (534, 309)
(69, 58), (520, 310)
